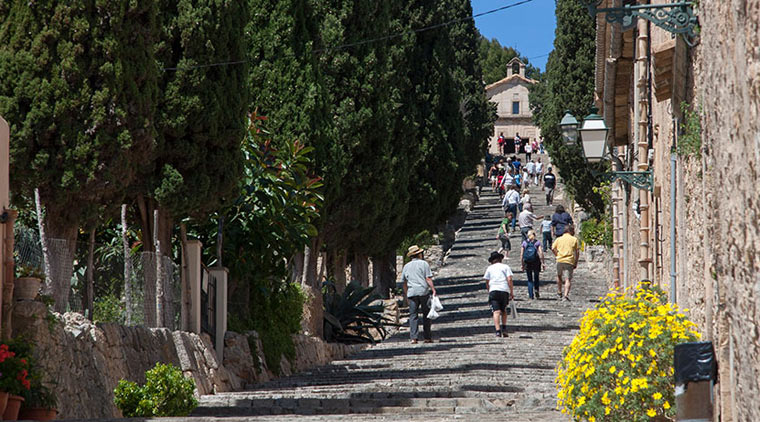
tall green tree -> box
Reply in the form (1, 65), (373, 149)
(400, 0), (495, 240)
(313, 0), (400, 279)
(137, 0), (250, 250)
(246, 0), (327, 148)
(529, 0), (605, 215)
(0, 0), (159, 311)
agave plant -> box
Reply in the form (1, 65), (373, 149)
(323, 280), (395, 344)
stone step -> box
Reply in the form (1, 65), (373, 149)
(196, 396), (556, 416)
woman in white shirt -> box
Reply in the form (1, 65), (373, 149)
(483, 251), (514, 337)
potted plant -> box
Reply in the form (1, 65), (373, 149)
(19, 383), (57, 421)
(14, 264), (45, 301)
(0, 343), (31, 421)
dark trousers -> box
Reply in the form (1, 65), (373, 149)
(409, 295), (431, 340)
(542, 231), (552, 252)
(526, 268), (541, 299)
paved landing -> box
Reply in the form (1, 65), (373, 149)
(193, 178), (608, 421)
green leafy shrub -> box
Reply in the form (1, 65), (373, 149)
(556, 283), (701, 421)
(323, 280), (393, 344)
(93, 293), (124, 324)
(227, 282), (305, 375)
(580, 217), (613, 248)
(113, 363), (197, 417)
(398, 230), (438, 263)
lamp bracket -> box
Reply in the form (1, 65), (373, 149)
(584, 1), (698, 45)
(593, 169), (654, 192)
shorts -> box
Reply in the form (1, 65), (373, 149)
(557, 262), (575, 280)
(489, 290), (510, 313)
(499, 234), (511, 250)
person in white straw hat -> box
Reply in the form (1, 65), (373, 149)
(401, 245), (437, 344)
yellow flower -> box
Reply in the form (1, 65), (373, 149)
(664, 401), (671, 409)
(605, 406), (611, 415)
(589, 417), (596, 422)
(609, 365), (617, 373)
(653, 392), (662, 400)
(647, 408), (657, 417)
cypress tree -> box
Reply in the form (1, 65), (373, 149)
(529, 0), (606, 215)
(313, 0), (398, 274)
(136, 0), (250, 249)
(0, 0), (159, 311)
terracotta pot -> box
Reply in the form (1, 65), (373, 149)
(0, 390), (9, 416)
(3, 394), (24, 420)
(18, 407), (58, 421)
(13, 277), (42, 301)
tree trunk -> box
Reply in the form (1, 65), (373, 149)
(179, 223), (190, 331)
(34, 188), (53, 291)
(371, 252), (396, 299)
(328, 248), (347, 292)
(122, 205), (133, 325)
(300, 237), (324, 338)
(153, 210), (164, 328)
(352, 253), (369, 287)
(136, 196), (173, 327)
(43, 220), (78, 314)
(84, 228), (95, 320)
(291, 251), (304, 284)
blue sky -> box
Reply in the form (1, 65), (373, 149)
(472, 0), (557, 71)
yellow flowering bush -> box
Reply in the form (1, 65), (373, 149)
(556, 282), (701, 421)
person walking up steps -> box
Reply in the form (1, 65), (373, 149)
(483, 251), (514, 337)
(543, 167), (556, 205)
(497, 211), (513, 256)
(541, 215), (553, 252)
(551, 204), (574, 238)
(518, 203), (542, 241)
(402, 245), (437, 343)
(502, 185), (520, 232)
(520, 230), (545, 299)
(552, 225), (579, 301)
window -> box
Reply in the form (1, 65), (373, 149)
(512, 62), (520, 76)
(512, 101), (520, 115)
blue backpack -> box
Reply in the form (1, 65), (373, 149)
(523, 240), (539, 263)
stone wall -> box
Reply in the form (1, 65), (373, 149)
(12, 302), (238, 419)
(695, 1), (760, 420)
(12, 302), (366, 419)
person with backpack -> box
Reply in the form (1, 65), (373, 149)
(520, 230), (545, 300)
(483, 251), (514, 337)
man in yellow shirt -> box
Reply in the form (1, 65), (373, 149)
(552, 225), (579, 301)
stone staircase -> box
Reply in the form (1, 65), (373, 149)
(194, 178), (608, 421)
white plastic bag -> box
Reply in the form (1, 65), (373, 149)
(510, 301), (519, 319)
(427, 307), (440, 320)
(431, 295), (443, 312)
(427, 295), (443, 320)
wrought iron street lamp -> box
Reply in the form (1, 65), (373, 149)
(577, 107), (608, 163)
(582, 1), (698, 44)
(558, 107), (653, 191)
(559, 110), (579, 147)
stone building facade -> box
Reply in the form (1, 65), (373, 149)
(593, 1), (760, 420)
(485, 58), (541, 155)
